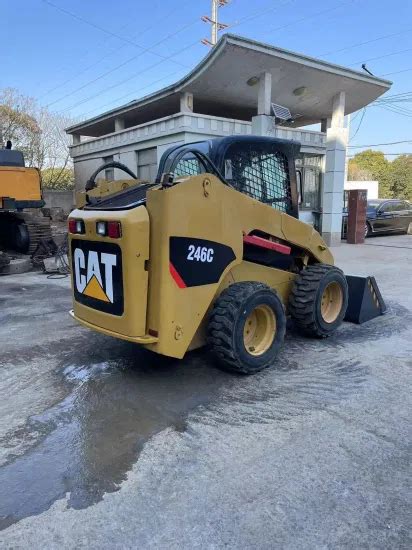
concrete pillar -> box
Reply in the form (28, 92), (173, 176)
(72, 134), (81, 145)
(252, 71), (273, 135)
(114, 117), (125, 132)
(322, 91), (348, 247)
(321, 118), (331, 133)
(180, 92), (193, 113)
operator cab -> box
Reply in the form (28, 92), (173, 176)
(157, 136), (300, 218)
(0, 148), (25, 168)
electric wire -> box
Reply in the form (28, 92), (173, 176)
(348, 139), (412, 147)
(348, 48), (412, 69)
(318, 27), (412, 58)
(59, 40), (199, 115)
(40, 0), (195, 101)
(41, 0), (191, 68)
(349, 108), (366, 142)
(46, 19), (199, 108)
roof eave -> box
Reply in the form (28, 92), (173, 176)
(66, 33), (392, 135)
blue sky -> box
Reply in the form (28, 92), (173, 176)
(1, 0), (411, 157)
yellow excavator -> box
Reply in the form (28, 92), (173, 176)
(0, 142), (51, 255)
(68, 136), (386, 374)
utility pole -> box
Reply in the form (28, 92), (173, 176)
(201, 0), (229, 47)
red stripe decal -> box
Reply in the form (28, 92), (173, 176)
(243, 235), (291, 255)
(169, 262), (187, 288)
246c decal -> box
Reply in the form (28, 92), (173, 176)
(187, 245), (214, 263)
(170, 236), (236, 288)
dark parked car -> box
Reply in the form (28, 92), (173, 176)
(342, 199), (412, 238)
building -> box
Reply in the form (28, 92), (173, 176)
(344, 180), (379, 200)
(66, 34), (391, 245)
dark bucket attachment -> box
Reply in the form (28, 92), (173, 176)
(345, 275), (387, 324)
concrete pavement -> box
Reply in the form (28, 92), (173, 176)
(0, 234), (411, 549)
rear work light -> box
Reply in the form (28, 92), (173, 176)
(95, 221), (122, 239)
(68, 218), (85, 234)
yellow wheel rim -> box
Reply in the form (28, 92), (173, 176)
(243, 304), (276, 356)
(320, 282), (343, 323)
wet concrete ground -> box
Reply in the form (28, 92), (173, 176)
(0, 234), (411, 548)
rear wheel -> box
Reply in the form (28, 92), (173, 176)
(207, 282), (286, 374)
(365, 221), (372, 238)
(289, 264), (348, 338)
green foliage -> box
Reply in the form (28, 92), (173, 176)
(41, 167), (74, 190)
(348, 150), (412, 200)
(389, 155), (412, 200)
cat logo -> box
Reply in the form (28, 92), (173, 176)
(74, 249), (116, 303)
(71, 240), (123, 315)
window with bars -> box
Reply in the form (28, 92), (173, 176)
(224, 143), (292, 213)
(174, 155), (207, 178)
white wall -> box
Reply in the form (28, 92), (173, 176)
(344, 180), (378, 199)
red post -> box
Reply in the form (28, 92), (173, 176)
(347, 189), (368, 244)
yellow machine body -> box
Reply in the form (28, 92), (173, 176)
(0, 166), (42, 205)
(75, 178), (147, 208)
(69, 173), (333, 359)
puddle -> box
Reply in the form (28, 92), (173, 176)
(0, 346), (231, 530)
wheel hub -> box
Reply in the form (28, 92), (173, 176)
(320, 282), (343, 323)
(243, 304), (276, 356)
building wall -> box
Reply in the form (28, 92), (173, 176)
(70, 113), (326, 192)
(42, 189), (75, 214)
(344, 180), (379, 199)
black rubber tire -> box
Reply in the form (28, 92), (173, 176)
(289, 264), (348, 338)
(207, 282), (286, 375)
(365, 221), (372, 238)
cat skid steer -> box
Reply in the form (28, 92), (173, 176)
(68, 136), (385, 374)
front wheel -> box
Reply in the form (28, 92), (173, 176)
(365, 221), (372, 238)
(207, 282), (286, 374)
(289, 264), (348, 338)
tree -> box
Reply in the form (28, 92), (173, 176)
(348, 149), (391, 197)
(41, 167), (74, 190)
(388, 155), (412, 200)
(0, 88), (74, 189)
(0, 88), (40, 158)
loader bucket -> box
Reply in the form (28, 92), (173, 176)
(344, 275), (387, 324)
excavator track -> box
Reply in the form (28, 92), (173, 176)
(17, 213), (53, 255)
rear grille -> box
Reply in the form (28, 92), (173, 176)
(85, 184), (154, 211)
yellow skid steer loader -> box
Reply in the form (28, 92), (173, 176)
(68, 136), (385, 374)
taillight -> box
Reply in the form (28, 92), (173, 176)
(95, 221), (122, 238)
(68, 218), (85, 234)
(108, 221), (122, 238)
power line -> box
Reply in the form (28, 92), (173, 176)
(40, 0), (194, 100)
(348, 48), (412, 69)
(227, 0), (296, 29)
(67, 1), (301, 118)
(318, 27), (412, 58)
(379, 67), (412, 77)
(80, 68), (188, 120)
(348, 152), (411, 156)
(59, 40), (200, 114)
(46, 19), (199, 109)
(348, 139), (412, 147)
(41, 0), (190, 68)
(377, 104), (412, 118)
(349, 108), (366, 142)
(261, 0), (354, 39)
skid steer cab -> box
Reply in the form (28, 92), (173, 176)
(69, 136), (384, 374)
